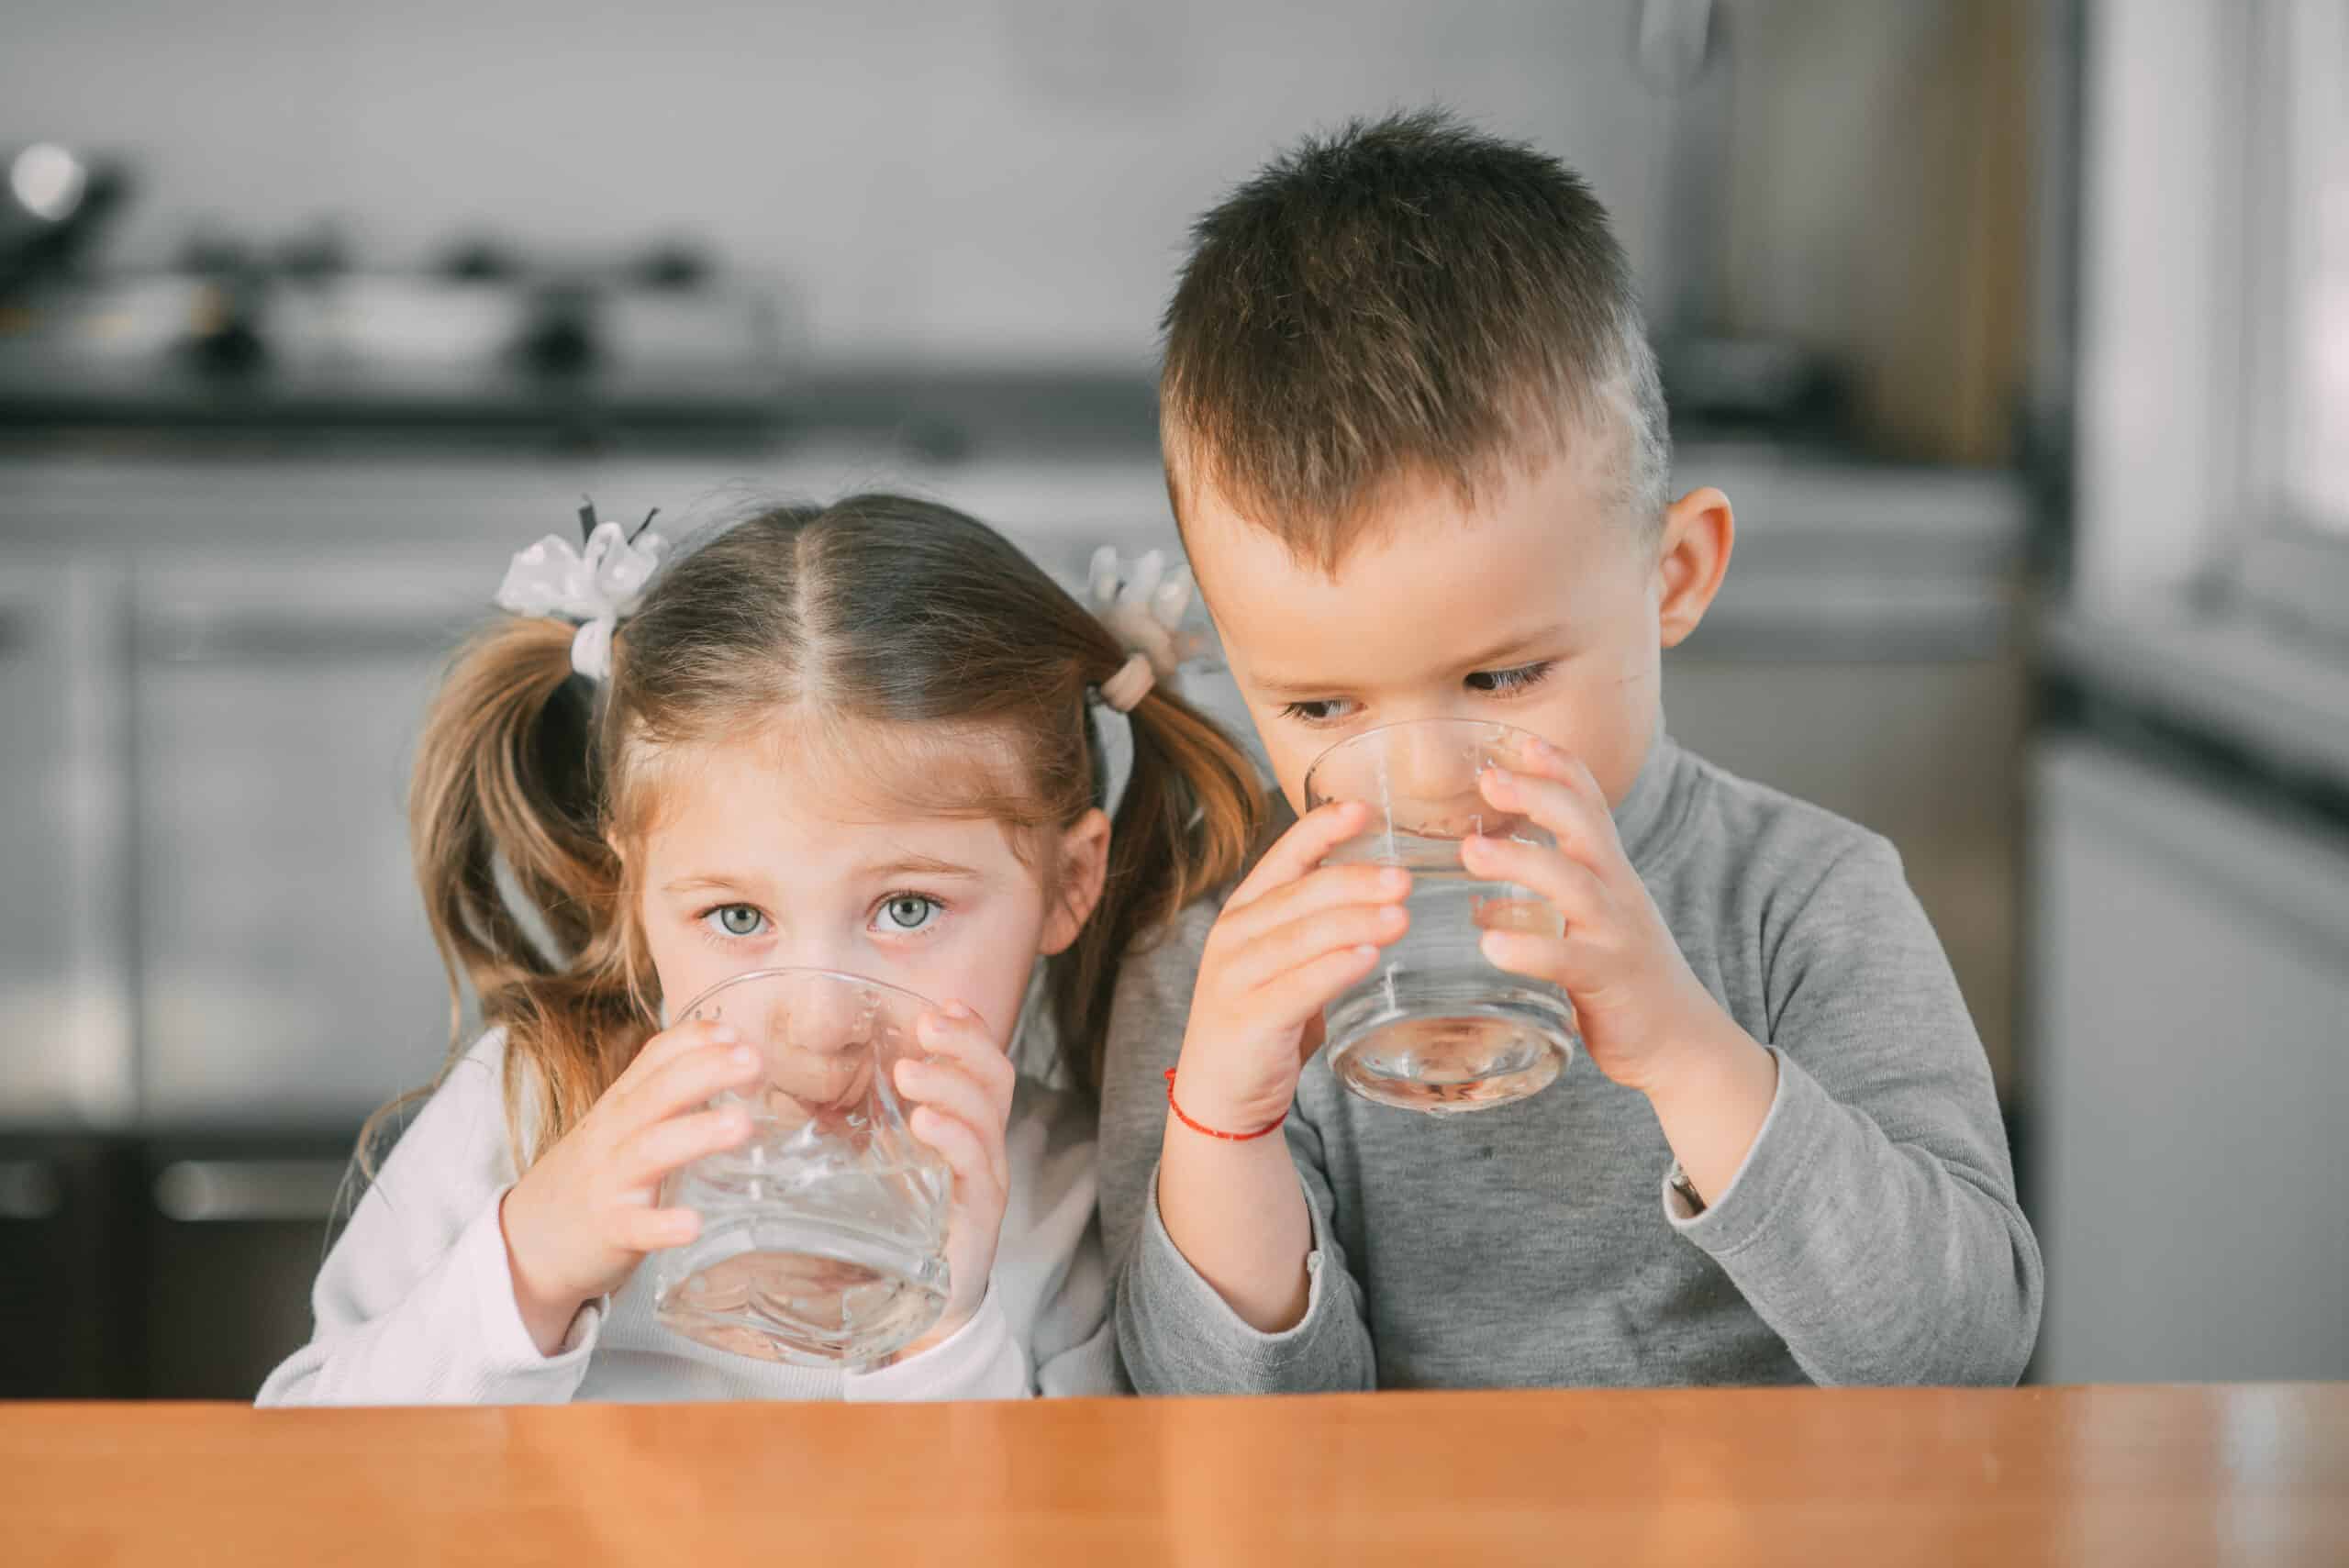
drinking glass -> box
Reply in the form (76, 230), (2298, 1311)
(1304, 718), (1580, 1114)
(647, 968), (952, 1367)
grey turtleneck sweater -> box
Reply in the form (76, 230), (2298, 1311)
(1099, 735), (2042, 1390)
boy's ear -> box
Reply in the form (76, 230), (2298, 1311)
(1039, 807), (1112, 957)
(1655, 486), (1735, 650)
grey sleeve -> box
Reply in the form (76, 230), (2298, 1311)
(1097, 901), (1376, 1394)
(1671, 835), (2044, 1386)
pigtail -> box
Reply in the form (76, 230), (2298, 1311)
(1051, 682), (1264, 1091)
(362, 616), (651, 1176)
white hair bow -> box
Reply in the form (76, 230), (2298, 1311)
(495, 505), (667, 682)
(1086, 545), (1206, 709)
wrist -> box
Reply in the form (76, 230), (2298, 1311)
(498, 1188), (586, 1357)
(1641, 1015), (1779, 1207)
(893, 1286), (985, 1364)
(1169, 1052), (1297, 1138)
(1635, 996), (1763, 1111)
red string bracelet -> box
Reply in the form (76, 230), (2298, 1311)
(1163, 1068), (1288, 1141)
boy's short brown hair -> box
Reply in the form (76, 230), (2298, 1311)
(1161, 109), (1669, 570)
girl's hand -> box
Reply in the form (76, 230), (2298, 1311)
(498, 1018), (763, 1356)
(1170, 800), (1413, 1133)
(888, 1003), (1019, 1357)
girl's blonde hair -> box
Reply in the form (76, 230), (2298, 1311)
(383, 495), (1264, 1171)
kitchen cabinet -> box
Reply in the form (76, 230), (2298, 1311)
(2029, 735), (2349, 1383)
(129, 555), (479, 1125)
(0, 557), (132, 1129)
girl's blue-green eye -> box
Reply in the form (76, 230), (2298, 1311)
(706, 904), (766, 939)
(1466, 661), (1553, 696)
(875, 894), (941, 934)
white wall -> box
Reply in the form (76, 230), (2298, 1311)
(4, 0), (1676, 367)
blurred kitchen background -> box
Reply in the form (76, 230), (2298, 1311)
(1, 0), (2342, 1398)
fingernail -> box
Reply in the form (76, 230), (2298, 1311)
(1484, 769), (1518, 797)
(710, 1023), (739, 1044)
(729, 1045), (757, 1067)
(1378, 905), (1407, 928)
(942, 1000), (972, 1020)
(1379, 867), (1410, 893)
(1353, 944), (1379, 962)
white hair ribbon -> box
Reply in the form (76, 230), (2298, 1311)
(1085, 545), (1213, 815)
(495, 504), (667, 682)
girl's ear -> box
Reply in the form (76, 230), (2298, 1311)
(1038, 807), (1112, 957)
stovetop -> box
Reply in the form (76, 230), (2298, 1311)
(0, 236), (790, 437)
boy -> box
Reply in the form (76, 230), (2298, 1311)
(1099, 111), (2041, 1389)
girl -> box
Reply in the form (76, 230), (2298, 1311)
(260, 495), (1262, 1403)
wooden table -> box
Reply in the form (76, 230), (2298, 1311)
(6, 1385), (2344, 1565)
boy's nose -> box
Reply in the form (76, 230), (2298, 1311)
(1383, 725), (1493, 836)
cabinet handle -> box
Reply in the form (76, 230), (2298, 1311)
(152, 1159), (351, 1222)
(0, 1160), (64, 1221)
(137, 612), (460, 664)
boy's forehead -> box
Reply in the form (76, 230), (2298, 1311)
(1182, 454), (1631, 680)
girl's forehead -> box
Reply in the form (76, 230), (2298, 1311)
(632, 728), (1038, 884)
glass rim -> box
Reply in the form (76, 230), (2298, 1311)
(1302, 716), (1546, 806)
(673, 965), (939, 1023)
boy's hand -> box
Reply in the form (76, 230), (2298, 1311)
(889, 1003), (1019, 1358)
(1461, 741), (1745, 1101)
(1171, 800), (1413, 1132)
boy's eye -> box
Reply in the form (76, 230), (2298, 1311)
(874, 894), (941, 934)
(1465, 661), (1553, 696)
(705, 904), (767, 939)
(1277, 696), (1361, 725)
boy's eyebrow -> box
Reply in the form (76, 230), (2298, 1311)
(1449, 623), (1573, 672)
(1251, 624), (1573, 695)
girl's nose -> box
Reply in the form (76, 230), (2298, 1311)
(756, 971), (881, 1114)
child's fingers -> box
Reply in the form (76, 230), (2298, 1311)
(1246, 942), (1386, 1041)
(1478, 765), (1620, 865)
(1223, 801), (1373, 911)
(915, 1006), (1016, 1112)
(615, 1103), (754, 1185)
(619, 1040), (765, 1129)
(607, 1204), (703, 1254)
(1459, 834), (1609, 926)
(611, 1018), (738, 1098)
(1224, 900), (1410, 993)
(909, 1105), (1006, 1210)
(1509, 739), (1613, 807)
(1478, 929), (1581, 990)
(894, 1060), (1010, 1188)
(1215, 862), (1409, 948)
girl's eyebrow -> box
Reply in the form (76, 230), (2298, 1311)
(862, 854), (984, 881)
(661, 873), (766, 897)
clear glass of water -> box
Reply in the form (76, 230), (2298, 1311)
(1304, 718), (1580, 1115)
(647, 967), (952, 1367)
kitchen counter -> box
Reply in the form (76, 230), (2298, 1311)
(7, 1385), (2344, 1565)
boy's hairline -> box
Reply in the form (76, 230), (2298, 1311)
(1161, 395), (1666, 579)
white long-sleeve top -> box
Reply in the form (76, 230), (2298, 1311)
(258, 1029), (1117, 1405)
